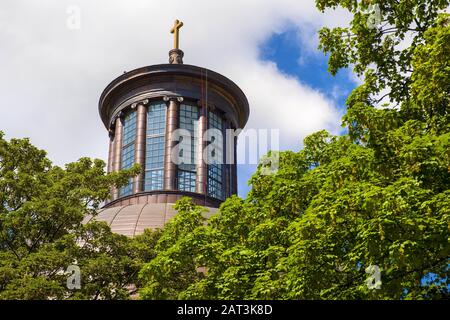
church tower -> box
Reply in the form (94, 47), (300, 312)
(87, 20), (250, 236)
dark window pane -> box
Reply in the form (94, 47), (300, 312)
(177, 104), (199, 192)
(207, 111), (224, 199)
(144, 102), (166, 191)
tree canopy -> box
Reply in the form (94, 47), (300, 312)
(138, 0), (450, 299)
(0, 133), (145, 299)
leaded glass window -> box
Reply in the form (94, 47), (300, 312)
(144, 102), (166, 191)
(119, 110), (137, 197)
(178, 170), (196, 192)
(177, 104), (199, 192)
(122, 111), (137, 146)
(207, 111), (224, 199)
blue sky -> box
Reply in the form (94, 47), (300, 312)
(237, 28), (357, 197)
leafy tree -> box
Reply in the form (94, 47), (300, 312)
(0, 132), (146, 299)
(317, 0), (449, 108)
(138, 1), (449, 299)
(138, 198), (207, 299)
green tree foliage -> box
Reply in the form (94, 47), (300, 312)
(139, 198), (207, 299)
(317, 0), (449, 107)
(0, 133), (147, 299)
(139, 1), (449, 299)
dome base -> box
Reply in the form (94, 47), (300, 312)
(83, 202), (218, 237)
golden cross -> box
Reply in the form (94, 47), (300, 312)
(170, 19), (184, 50)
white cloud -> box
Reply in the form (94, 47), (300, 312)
(0, 0), (352, 191)
(229, 59), (342, 150)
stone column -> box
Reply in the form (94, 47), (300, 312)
(133, 100), (148, 193)
(106, 130), (115, 205)
(196, 105), (207, 194)
(163, 96), (182, 190)
(112, 113), (124, 200)
(107, 130), (114, 173)
(223, 119), (230, 198)
(232, 136), (238, 195)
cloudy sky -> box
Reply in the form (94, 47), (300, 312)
(0, 0), (357, 196)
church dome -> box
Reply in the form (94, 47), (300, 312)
(91, 20), (248, 236)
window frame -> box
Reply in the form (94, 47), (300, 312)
(119, 110), (137, 197)
(177, 103), (200, 192)
(144, 101), (167, 191)
(207, 110), (225, 200)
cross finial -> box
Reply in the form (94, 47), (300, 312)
(170, 19), (184, 50)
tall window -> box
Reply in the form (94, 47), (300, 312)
(207, 111), (224, 199)
(144, 102), (166, 191)
(119, 110), (137, 197)
(177, 104), (199, 192)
